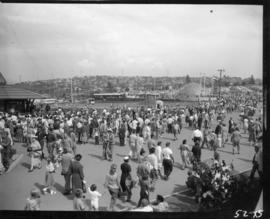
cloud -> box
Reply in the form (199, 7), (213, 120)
(77, 59), (95, 69)
(0, 4), (263, 82)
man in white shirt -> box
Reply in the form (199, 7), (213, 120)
(191, 128), (203, 144)
(146, 147), (158, 182)
(167, 116), (173, 133)
(155, 141), (163, 171)
(162, 142), (174, 180)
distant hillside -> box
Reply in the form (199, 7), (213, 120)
(14, 75), (262, 100)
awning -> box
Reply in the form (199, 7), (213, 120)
(0, 85), (46, 99)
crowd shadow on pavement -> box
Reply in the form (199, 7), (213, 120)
(166, 184), (198, 212)
(161, 136), (173, 141)
(88, 153), (104, 161)
(21, 162), (30, 169)
(116, 153), (126, 158)
(55, 182), (74, 200)
(171, 184), (187, 194)
(237, 157), (252, 163)
(216, 149), (233, 155)
(34, 182), (45, 193)
(173, 161), (185, 170)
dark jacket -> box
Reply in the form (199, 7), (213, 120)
(61, 153), (73, 174)
(120, 162), (131, 191)
(192, 144), (201, 162)
(71, 160), (84, 191)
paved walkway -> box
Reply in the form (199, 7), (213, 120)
(0, 111), (258, 211)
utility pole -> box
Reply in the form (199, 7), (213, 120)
(217, 69), (225, 98)
(70, 77), (73, 104)
(199, 73), (202, 96)
(203, 73), (206, 96)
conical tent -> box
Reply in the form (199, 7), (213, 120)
(175, 82), (202, 99)
(0, 72), (7, 85)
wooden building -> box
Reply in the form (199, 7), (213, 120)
(0, 73), (45, 113)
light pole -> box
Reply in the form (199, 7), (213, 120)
(70, 77), (73, 104)
(217, 69), (225, 98)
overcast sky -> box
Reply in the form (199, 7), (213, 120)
(0, 4), (263, 83)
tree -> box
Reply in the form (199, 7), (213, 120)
(185, 74), (191, 84)
(106, 81), (116, 92)
(250, 75), (255, 85)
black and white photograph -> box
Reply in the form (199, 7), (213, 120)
(0, 2), (264, 217)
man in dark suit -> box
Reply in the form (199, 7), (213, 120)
(249, 144), (262, 181)
(61, 148), (73, 195)
(71, 154), (85, 193)
(120, 156), (132, 202)
(192, 140), (201, 163)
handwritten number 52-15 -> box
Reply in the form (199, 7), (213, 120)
(234, 210), (263, 218)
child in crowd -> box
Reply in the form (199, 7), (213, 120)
(24, 188), (41, 210)
(94, 129), (99, 145)
(88, 184), (102, 211)
(43, 158), (56, 195)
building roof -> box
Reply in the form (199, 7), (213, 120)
(93, 92), (125, 96)
(0, 85), (46, 99)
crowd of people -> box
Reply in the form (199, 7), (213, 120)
(0, 92), (263, 211)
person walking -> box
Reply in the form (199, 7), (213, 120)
(231, 127), (241, 154)
(102, 130), (109, 160)
(28, 135), (42, 172)
(76, 119), (83, 144)
(70, 154), (85, 193)
(137, 175), (151, 207)
(155, 141), (163, 177)
(248, 120), (256, 146)
(249, 144), (263, 181)
(191, 127), (203, 145)
(88, 184), (102, 211)
(107, 128), (114, 161)
(135, 133), (144, 163)
(61, 148), (73, 195)
(104, 164), (122, 211)
(201, 127), (210, 149)
(120, 156), (132, 202)
(1, 130), (12, 172)
(146, 147), (159, 186)
(228, 117), (234, 141)
(43, 157), (56, 195)
(118, 121), (126, 146)
(129, 130), (137, 160)
(162, 142), (174, 180)
(215, 121), (223, 148)
(179, 139), (191, 169)
(192, 140), (201, 163)
(172, 121), (180, 141)
(46, 127), (57, 160)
